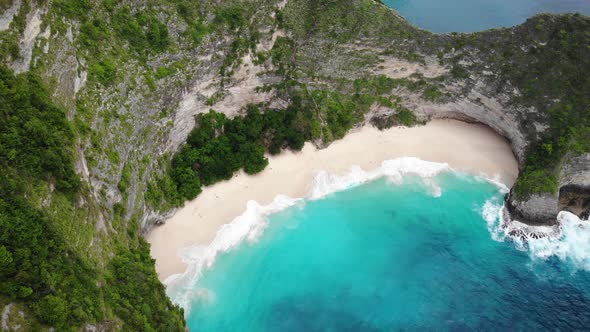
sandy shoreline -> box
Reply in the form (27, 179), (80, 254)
(146, 119), (519, 280)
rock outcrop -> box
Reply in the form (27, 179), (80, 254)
(502, 154), (590, 225)
(505, 191), (559, 225)
(559, 153), (590, 219)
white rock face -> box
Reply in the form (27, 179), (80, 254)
(168, 75), (215, 152)
(373, 56), (449, 79)
(11, 7), (45, 73)
(406, 85), (527, 163)
(213, 53), (273, 115)
(0, 0), (21, 31)
(560, 153), (590, 188)
(75, 70), (88, 94)
(1, 304), (12, 331)
(558, 153), (590, 218)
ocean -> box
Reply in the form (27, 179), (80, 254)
(383, 0), (590, 33)
(165, 159), (590, 331)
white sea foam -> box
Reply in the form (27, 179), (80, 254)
(481, 199), (507, 242)
(422, 178), (442, 198)
(165, 195), (300, 311)
(167, 157), (513, 312)
(477, 173), (510, 194)
(526, 211), (590, 271)
(481, 199), (590, 272)
(309, 158), (450, 200)
(482, 199), (560, 250)
(165, 158), (457, 311)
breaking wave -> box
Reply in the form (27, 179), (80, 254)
(165, 157), (550, 313)
(165, 158), (458, 312)
(482, 200), (590, 272)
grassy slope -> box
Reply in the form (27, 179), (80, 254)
(466, 14), (590, 197)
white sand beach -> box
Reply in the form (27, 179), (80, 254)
(146, 119), (519, 280)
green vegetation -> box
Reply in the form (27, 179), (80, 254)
(0, 0), (28, 63)
(89, 59), (116, 85)
(153, 75), (419, 208)
(423, 85), (445, 102)
(282, 0), (420, 43)
(113, 9), (170, 56)
(206, 4), (261, 79)
(214, 5), (248, 30)
(118, 163), (133, 194)
(0, 65), (185, 330)
(159, 102), (314, 204)
(105, 240), (186, 332)
(498, 15), (590, 197)
(72, 2), (174, 88)
(514, 102), (590, 197)
(0, 195), (101, 329)
(307, 89), (370, 141)
(0, 65), (79, 192)
(155, 66), (176, 80)
(432, 14), (590, 198)
(54, 0), (91, 20)
(396, 108), (417, 126)
(79, 18), (111, 53)
(0, 64), (96, 328)
(220, 36), (257, 78)
(370, 107), (418, 129)
(174, 0), (210, 46)
(270, 36), (296, 74)
(450, 64), (469, 79)
(0, 0), (13, 10)
(2, 0), (587, 327)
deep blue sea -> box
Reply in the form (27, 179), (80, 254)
(383, 0), (590, 32)
(170, 165), (590, 331)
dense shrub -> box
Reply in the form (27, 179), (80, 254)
(270, 37), (296, 74)
(164, 104), (314, 202)
(113, 9), (170, 56)
(106, 240), (186, 332)
(0, 65), (184, 330)
(89, 59), (116, 85)
(214, 6), (247, 30)
(0, 66), (99, 328)
(155, 77), (418, 207)
(0, 65), (79, 191)
(508, 15), (590, 197)
(54, 0), (91, 19)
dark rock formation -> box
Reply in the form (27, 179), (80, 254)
(505, 191), (559, 225)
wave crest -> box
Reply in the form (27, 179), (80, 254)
(527, 211), (590, 271)
(165, 195), (300, 311)
(166, 157), (513, 312)
(165, 158), (456, 311)
(483, 200), (590, 272)
(310, 158), (449, 199)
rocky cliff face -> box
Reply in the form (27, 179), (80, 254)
(506, 192), (560, 225)
(505, 153), (590, 225)
(5, 1), (583, 227)
(559, 153), (590, 218)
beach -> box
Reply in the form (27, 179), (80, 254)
(146, 119), (519, 280)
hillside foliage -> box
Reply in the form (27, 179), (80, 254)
(0, 65), (185, 330)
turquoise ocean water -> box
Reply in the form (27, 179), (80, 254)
(383, 0), (590, 32)
(170, 163), (590, 331)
